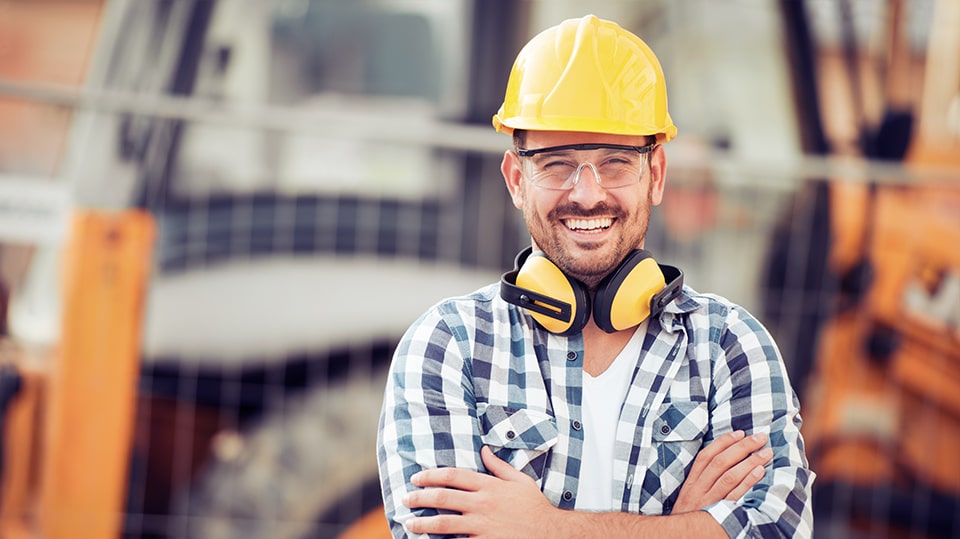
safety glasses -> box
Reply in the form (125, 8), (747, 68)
(516, 143), (657, 191)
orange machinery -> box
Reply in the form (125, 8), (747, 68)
(0, 210), (155, 539)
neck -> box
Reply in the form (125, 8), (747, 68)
(581, 319), (638, 377)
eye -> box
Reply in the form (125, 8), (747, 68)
(537, 155), (577, 171)
(599, 154), (638, 168)
(604, 152), (640, 163)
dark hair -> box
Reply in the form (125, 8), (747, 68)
(513, 129), (526, 149)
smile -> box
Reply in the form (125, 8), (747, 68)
(563, 217), (613, 232)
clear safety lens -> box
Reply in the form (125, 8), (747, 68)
(517, 143), (656, 191)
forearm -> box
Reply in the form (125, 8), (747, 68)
(401, 496), (730, 539)
(552, 507), (728, 539)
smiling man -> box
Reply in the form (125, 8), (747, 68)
(377, 14), (813, 538)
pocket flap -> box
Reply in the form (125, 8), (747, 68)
(652, 401), (708, 442)
(479, 405), (558, 451)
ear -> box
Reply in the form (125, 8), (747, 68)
(501, 149), (524, 209)
(648, 144), (667, 206)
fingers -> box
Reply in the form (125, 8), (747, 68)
(723, 454), (770, 501)
(481, 445), (527, 482)
(405, 445), (525, 515)
(673, 430), (774, 513)
(410, 447), (526, 492)
(714, 445), (774, 501)
(686, 430), (745, 479)
(404, 514), (471, 536)
(403, 485), (472, 511)
(696, 432), (769, 487)
(411, 465), (488, 491)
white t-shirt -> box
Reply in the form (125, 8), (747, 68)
(575, 322), (647, 512)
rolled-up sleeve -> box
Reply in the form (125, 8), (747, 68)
(377, 307), (481, 538)
(703, 305), (815, 538)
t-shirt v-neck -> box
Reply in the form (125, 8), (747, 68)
(576, 320), (648, 511)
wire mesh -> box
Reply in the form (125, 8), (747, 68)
(1, 1), (960, 538)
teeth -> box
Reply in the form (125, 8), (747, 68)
(565, 218), (612, 231)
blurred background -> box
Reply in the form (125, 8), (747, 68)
(0, 0), (958, 538)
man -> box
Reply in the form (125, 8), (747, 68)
(378, 14), (813, 538)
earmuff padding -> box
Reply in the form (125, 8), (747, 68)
(515, 252), (591, 335)
(593, 250), (665, 333)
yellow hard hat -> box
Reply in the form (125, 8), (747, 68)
(492, 15), (677, 143)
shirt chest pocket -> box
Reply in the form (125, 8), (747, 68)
(479, 404), (558, 481)
(649, 401), (709, 503)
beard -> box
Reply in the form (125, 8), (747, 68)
(523, 187), (654, 289)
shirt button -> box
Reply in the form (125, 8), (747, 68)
(506, 430), (516, 440)
(566, 351), (577, 361)
(572, 420), (582, 431)
(660, 424), (671, 435)
(563, 491), (573, 501)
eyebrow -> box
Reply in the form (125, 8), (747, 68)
(516, 142), (658, 157)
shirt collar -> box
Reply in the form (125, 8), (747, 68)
(657, 286), (701, 333)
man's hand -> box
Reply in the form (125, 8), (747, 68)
(402, 446), (558, 538)
(672, 430), (773, 514)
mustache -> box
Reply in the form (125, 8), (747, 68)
(548, 202), (626, 220)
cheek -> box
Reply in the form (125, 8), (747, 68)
(522, 190), (558, 216)
(521, 198), (542, 224)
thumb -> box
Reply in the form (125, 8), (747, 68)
(481, 446), (527, 481)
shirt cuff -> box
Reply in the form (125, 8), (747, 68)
(703, 499), (746, 538)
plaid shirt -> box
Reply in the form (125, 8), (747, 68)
(378, 283), (814, 538)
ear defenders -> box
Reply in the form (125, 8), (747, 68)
(500, 247), (683, 335)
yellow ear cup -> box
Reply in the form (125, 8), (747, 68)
(516, 253), (590, 334)
(607, 257), (665, 331)
(502, 247), (681, 335)
(593, 251), (666, 333)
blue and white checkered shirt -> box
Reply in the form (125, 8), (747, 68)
(377, 283), (814, 538)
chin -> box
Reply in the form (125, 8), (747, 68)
(562, 255), (621, 283)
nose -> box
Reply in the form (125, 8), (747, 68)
(567, 162), (608, 205)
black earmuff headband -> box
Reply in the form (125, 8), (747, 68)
(651, 264), (684, 317)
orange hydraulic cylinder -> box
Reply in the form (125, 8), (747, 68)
(38, 211), (155, 539)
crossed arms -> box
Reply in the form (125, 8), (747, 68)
(377, 292), (814, 538)
(401, 432), (772, 538)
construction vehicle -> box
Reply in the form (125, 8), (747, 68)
(1, 1), (959, 539)
(762, 1), (960, 536)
